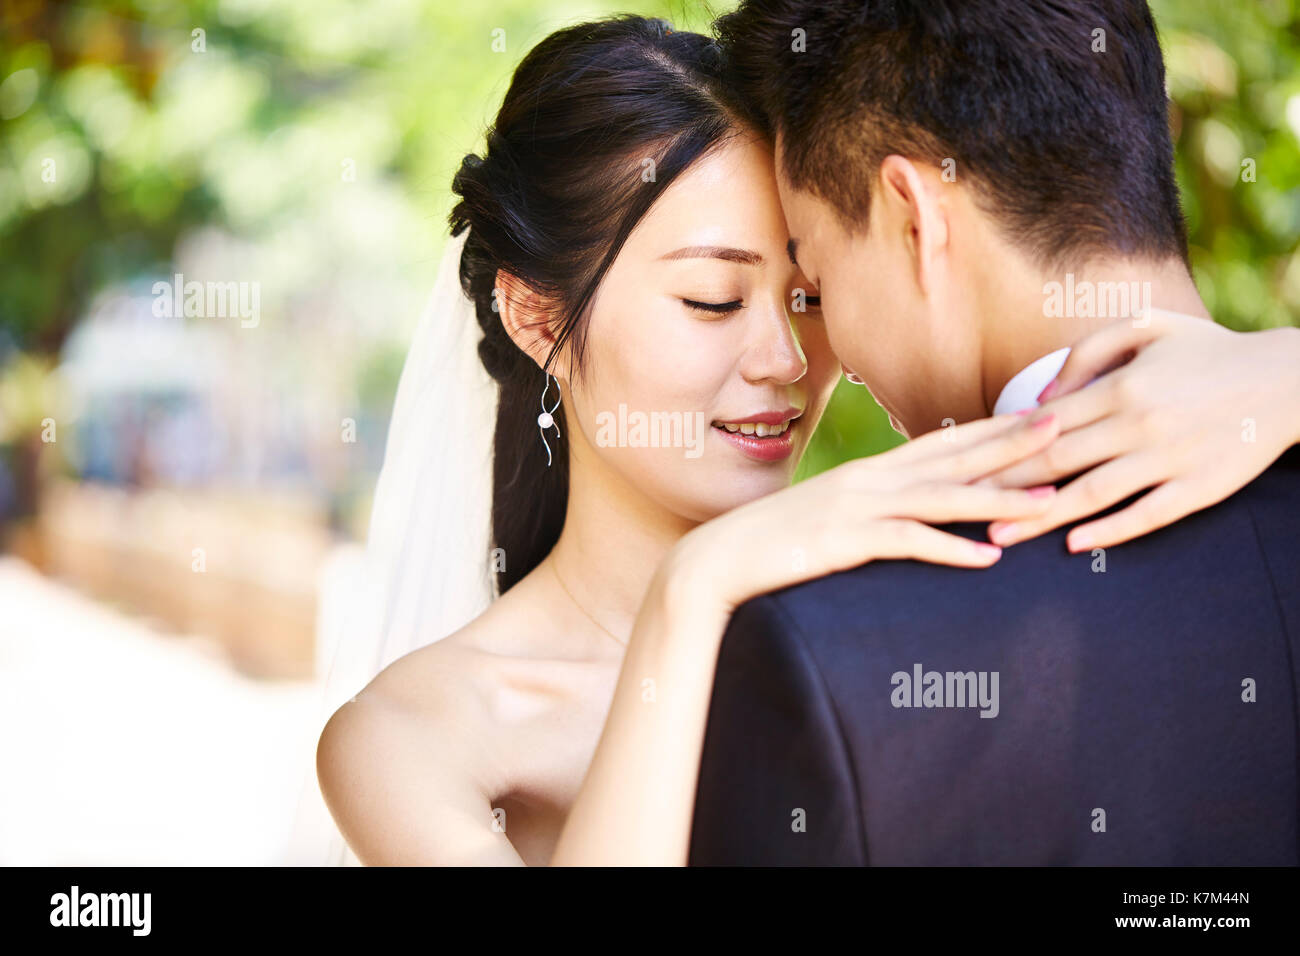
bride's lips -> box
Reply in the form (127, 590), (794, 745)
(710, 408), (803, 462)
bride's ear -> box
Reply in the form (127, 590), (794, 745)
(495, 269), (565, 374)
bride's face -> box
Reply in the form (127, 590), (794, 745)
(559, 131), (840, 522)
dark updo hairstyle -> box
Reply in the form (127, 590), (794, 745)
(450, 16), (757, 594)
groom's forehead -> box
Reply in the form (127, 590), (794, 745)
(774, 175), (836, 241)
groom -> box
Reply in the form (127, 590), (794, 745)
(688, 0), (1300, 864)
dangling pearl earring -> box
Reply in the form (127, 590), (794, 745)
(538, 372), (562, 466)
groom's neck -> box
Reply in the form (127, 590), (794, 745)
(977, 254), (1210, 415)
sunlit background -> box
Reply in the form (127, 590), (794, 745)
(1, 0), (1297, 864)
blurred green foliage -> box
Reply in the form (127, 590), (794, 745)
(1156, 0), (1300, 331)
(0, 0), (720, 352)
(1, 0), (1297, 483)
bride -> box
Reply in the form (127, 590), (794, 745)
(311, 16), (1300, 866)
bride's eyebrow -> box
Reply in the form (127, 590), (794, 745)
(659, 245), (763, 265)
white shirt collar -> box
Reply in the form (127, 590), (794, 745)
(992, 347), (1071, 416)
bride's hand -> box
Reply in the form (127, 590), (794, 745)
(657, 411), (1063, 620)
(980, 311), (1300, 552)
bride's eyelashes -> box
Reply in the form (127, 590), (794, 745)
(677, 294), (822, 317)
(681, 297), (743, 316)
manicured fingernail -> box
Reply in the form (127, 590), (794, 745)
(1027, 485), (1055, 498)
(975, 543), (1002, 559)
(1030, 412), (1056, 429)
(1068, 529), (1092, 553)
(1015, 408), (1032, 416)
(988, 523), (1018, 545)
(1036, 380), (1058, 403)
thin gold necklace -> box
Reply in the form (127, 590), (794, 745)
(548, 558), (629, 649)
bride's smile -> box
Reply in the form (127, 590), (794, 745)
(709, 406), (804, 461)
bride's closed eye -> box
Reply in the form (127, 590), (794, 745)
(682, 297), (743, 316)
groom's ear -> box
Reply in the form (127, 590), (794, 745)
(877, 155), (949, 298)
(494, 269), (565, 375)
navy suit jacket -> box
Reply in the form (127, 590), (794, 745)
(688, 448), (1300, 865)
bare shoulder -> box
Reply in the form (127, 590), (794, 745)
(314, 605), (525, 865)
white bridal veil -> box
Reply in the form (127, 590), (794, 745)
(284, 229), (498, 865)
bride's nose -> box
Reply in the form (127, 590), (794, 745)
(739, 299), (807, 386)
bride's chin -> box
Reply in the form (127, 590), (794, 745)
(702, 470), (796, 511)
(664, 476), (788, 524)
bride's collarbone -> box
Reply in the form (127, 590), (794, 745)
(379, 619), (618, 796)
(480, 651), (619, 731)
(466, 650), (617, 796)
(447, 614), (622, 703)
(385, 637), (612, 754)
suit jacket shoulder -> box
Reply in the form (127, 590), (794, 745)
(690, 448), (1300, 865)
(690, 593), (868, 865)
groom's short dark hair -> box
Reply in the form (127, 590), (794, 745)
(716, 0), (1189, 269)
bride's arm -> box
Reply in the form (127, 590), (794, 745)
(549, 411), (1063, 865)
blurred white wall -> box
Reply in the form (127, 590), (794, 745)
(0, 555), (327, 864)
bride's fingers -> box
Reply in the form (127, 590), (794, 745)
(1063, 478), (1213, 552)
(761, 516), (999, 591)
(864, 519), (1004, 567)
(883, 481), (1057, 523)
(1031, 371), (1127, 438)
(985, 450), (1169, 546)
(915, 411), (1060, 483)
(1043, 311), (1175, 400)
(976, 415), (1140, 489)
